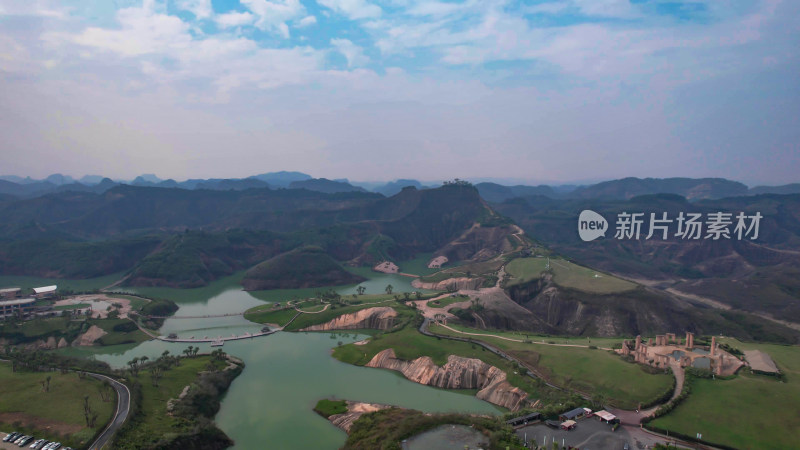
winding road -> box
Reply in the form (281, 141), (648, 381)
(87, 373), (131, 450)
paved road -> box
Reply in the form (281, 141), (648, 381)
(87, 373), (131, 450)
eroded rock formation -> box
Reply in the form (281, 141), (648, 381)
(412, 277), (483, 291)
(72, 325), (107, 346)
(300, 307), (397, 331)
(328, 401), (393, 432)
(366, 349), (528, 410)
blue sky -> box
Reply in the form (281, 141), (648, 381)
(0, 0), (797, 184)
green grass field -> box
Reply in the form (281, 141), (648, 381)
(505, 258), (549, 287)
(0, 316), (150, 347)
(650, 338), (800, 449)
(505, 257), (636, 294)
(90, 319), (151, 346)
(53, 303), (91, 311)
(0, 364), (114, 447)
(420, 259), (505, 284)
(1, 317), (76, 339)
(430, 324), (672, 409)
(313, 399), (348, 418)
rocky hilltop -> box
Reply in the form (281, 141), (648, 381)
(366, 348), (528, 410)
(300, 307), (398, 331)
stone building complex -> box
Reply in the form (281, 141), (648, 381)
(619, 331), (744, 376)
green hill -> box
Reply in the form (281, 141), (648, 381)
(241, 246), (366, 290)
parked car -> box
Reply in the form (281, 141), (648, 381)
(4, 432), (21, 442)
(14, 435), (30, 445)
(29, 439), (44, 448)
(18, 436), (35, 446)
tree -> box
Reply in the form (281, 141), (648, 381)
(149, 364), (164, 387)
(127, 357), (140, 376)
(84, 395), (97, 427)
(183, 346), (193, 358)
(191, 346), (199, 357)
(98, 381), (113, 402)
(385, 284), (393, 295)
(356, 286), (366, 295)
(403, 292), (411, 300)
(45, 375), (51, 393)
(415, 291), (422, 300)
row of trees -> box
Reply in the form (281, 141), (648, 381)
(126, 346), (226, 387)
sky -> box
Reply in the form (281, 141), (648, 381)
(0, 0), (798, 185)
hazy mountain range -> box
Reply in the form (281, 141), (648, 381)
(2, 173), (799, 201)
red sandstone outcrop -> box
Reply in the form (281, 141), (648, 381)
(328, 401), (393, 432)
(299, 307), (397, 331)
(366, 349), (528, 411)
(72, 325), (107, 346)
(412, 277), (483, 291)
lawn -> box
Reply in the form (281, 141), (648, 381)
(0, 364), (114, 448)
(419, 259), (505, 284)
(89, 318), (151, 346)
(437, 323), (625, 348)
(53, 303), (91, 311)
(650, 338), (800, 449)
(313, 399), (348, 418)
(244, 306), (300, 327)
(550, 259), (636, 293)
(504, 257), (635, 294)
(505, 257), (549, 287)
(430, 324), (673, 410)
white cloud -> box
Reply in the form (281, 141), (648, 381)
(68, 6), (191, 57)
(215, 11), (256, 28)
(240, 0), (305, 37)
(43, 2), (326, 96)
(176, 0), (213, 19)
(0, 0), (69, 18)
(317, 0), (381, 20)
(297, 15), (317, 27)
(331, 38), (369, 67)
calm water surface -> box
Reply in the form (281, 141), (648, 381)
(65, 270), (499, 449)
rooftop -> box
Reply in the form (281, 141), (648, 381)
(0, 298), (35, 306)
(0, 287), (21, 294)
(33, 285), (57, 294)
(744, 350), (780, 374)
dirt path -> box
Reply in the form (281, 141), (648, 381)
(411, 293), (470, 320)
(294, 304), (330, 314)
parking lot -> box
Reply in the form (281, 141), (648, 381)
(516, 418), (632, 449)
(0, 433), (67, 450)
